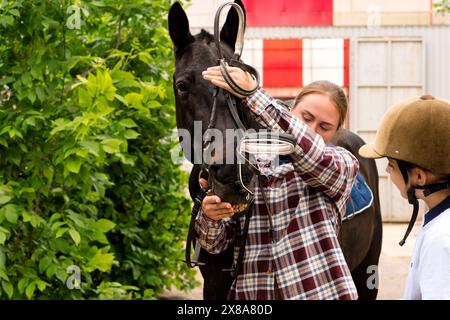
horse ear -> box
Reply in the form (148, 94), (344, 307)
(168, 2), (194, 52)
(220, 0), (246, 51)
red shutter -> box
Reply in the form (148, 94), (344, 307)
(242, 0), (333, 27)
(263, 39), (302, 88)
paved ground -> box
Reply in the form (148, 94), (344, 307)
(161, 222), (420, 300)
(377, 222), (420, 300)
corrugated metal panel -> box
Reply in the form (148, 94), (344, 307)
(191, 25), (450, 99)
(242, 26), (450, 100)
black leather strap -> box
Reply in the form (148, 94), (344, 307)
(398, 188), (419, 246)
(220, 59), (260, 96)
(222, 200), (253, 278)
(214, 2), (260, 97)
(185, 187), (207, 267)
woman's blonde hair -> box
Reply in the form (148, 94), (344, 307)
(293, 80), (348, 129)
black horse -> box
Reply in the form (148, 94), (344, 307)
(168, 0), (382, 300)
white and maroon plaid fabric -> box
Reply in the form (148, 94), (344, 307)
(195, 88), (358, 300)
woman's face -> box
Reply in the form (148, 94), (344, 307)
(291, 93), (340, 144)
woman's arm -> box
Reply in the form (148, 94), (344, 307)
(203, 67), (359, 211)
(194, 209), (236, 254)
(245, 88), (359, 210)
(194, 179), (236, 254)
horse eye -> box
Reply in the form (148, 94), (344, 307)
(176, 81), (189, 94)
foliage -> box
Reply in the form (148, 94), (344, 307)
(434, 0), (450, 15)
(0, 0), (196, 299)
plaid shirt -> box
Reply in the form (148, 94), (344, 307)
(195, 88), (359, 300)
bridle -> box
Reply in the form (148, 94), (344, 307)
(184, 2), (296, 278)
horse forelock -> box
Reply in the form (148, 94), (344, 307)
(196, 29), (215, 44)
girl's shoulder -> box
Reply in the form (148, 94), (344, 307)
(423, 208), (450, 245)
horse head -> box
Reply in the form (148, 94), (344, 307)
(168, 0), (259, 212)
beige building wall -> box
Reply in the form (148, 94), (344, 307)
(185, 0), (450, 28)
(334, 0), (431, 26)
(184, 0), (232, 32)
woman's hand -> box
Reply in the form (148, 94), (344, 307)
(202, 66), (257, 99)
(199, 178), (234, 221)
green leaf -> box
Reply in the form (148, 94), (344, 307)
(2, 281), (13, 298)
(0, 77), (14, 86)
(43, 166), (54, 184)
(9, 9), (20, 17)
(17, 278), (28, 294)
(0, 268), (8, 281)
(25, 282), (36, 299)
(0, 138), (8, 148)
(35, 87), (46, 102)
(124, 129), (140, 139)
(36, 280), (48, 292)
(78, 88), (92, 107)
(8, 128), (23, 139)
(55, 267), (67, 283)
(119, 118), (138, 128)
(0, 248), (5, 268)
(21, 72), (32, 87)
(124, 92), (143, 106)
(94, 219), (116, 233)
(39, 256), (53, 274)
(1, 204), (19, 224)
(55, 227), (69, 239)
(0, 228), (7, 245)
(87, 249), (115, 272)
(7, 151), (21, 166)
(147, 100), (161, 108)
(101, 138), (123, 154)
(0, 195), (12, 205)
(66, 158), (82, 174)
(0, 15), (14, 27)
(28, 90), (36, 104)
(68, 229), (81, 246)
(79, 141), (100, 157)
(50, 221), (67, 233)
(99, 71), (116, 101)
(46, 264), (57, 279)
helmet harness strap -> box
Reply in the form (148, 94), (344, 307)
(398, 161), (450, 246)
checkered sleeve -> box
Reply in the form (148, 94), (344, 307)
(194, 209), (236, 254)
(245, 88), (359, 210)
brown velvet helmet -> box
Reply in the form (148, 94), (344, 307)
(359, 95), (450, 175)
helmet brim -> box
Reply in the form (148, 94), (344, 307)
(358, 144), (384, 159)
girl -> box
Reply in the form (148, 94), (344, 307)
(359, 95), (450, 299)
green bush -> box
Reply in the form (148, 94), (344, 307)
(0, 0), (196, 299)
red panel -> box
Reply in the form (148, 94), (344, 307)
(263, 39), (302, 88)
(242, 0), (333, 26)
(344, 39), (350, 88)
